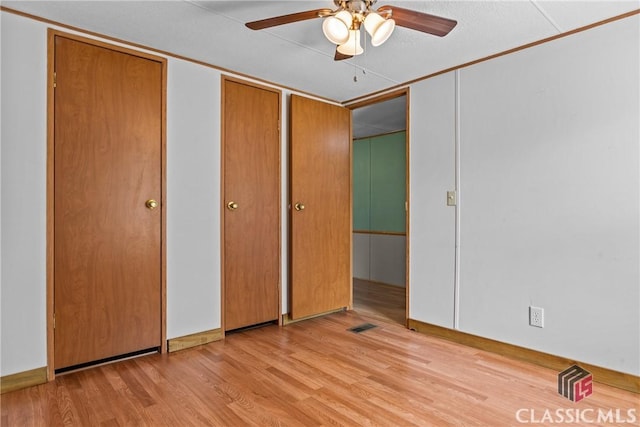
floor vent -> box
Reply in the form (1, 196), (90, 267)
(348, 323), (377, 333)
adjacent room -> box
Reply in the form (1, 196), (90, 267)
(1, 1), (639, 425)
(351, 95), (407, 326)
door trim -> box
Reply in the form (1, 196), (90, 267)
(346, 87), (410, 326)
(220, 75), (282, 334)
(46, 29), (167, 380)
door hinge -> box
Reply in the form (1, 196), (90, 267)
(53, 313), (56, 329)
(53, 72), (57, 88)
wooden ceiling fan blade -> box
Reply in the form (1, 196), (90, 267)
(377, 5), (457, 37)
(334, 49), (353, 61)
(246, 8), (332, 30)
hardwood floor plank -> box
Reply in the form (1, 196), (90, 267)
(257, 355), (326, 392)
(353, 278), (406, 325)
(289, 349), (369, 385)
(55, 382), (83, 425)
(63, 373), (106, 425)
(310, 387), (379, 426)
(350, 377), (443, 425)
(264, 366), (315, 401)
(142, 355), (243, 426)
(321, 380), (425, 427)
(43, 382), (64, 426)
(114, 364), (156, 408)
(2, 311), (638, 426)
(295, 397), (357, 427)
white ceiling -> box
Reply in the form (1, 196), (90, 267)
(2, 1), (637, 137)
(352, 95), (406, 138)
(3, 1), (638, 104)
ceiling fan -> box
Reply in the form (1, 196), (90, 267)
(246, 0), (457, 61)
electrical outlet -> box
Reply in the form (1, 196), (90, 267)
(529, 306), (544, 328)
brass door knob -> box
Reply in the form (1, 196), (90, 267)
(146, 199), (158, 210)
(294, 202), (305, 211)
(227, 201), (239, 211)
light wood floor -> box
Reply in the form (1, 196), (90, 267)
(2, 311), (638, 426)
(352, 278), (406, 326)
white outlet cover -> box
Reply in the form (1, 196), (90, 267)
(529, 306), (544, 328)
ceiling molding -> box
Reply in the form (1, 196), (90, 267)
(343, 8), (640, 105)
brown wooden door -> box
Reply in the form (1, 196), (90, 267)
(223, 78), (280, 331)
(54, 36), (163, 370)
(290, 95), (352, 319)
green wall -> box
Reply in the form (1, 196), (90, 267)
(353, 131), (406, 233)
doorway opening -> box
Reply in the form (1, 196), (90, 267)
(349, 90), (408, 326)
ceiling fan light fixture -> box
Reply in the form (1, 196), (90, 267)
(336, 29), (363, 56)
(322, 10), (352, 44)
(244, 2), (458, 62)
(364, 12), (395, 46)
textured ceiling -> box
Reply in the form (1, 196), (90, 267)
(3, 1), (638, 103)
(2, 1), (637, 137)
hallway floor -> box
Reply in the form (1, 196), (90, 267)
(352, 278), (406, 326)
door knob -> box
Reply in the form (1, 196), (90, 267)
(146, 199), (158, 210)
(227, 201), (239, 211)
(294, 202), (305, 211)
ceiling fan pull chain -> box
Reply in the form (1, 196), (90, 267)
(354, 28), (368, 82)
(353, 28), (358, 82)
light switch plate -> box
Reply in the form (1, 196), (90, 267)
(447, 191), (456, 206)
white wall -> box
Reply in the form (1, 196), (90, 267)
(370, 234), (406, 287)
(353, 233), (406, 287)
(410, 15), (639, 375)
(1, 12), (48, 376)
(353, 233), (370, 279)
(280, 90), (291, 315)
(409, 72), (457, 328)
(166, 59), (221, 339)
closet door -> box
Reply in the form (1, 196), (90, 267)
(53, 35), (164, 370)
(222, 78), (281, 331)
(290, 95), (352, 319)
